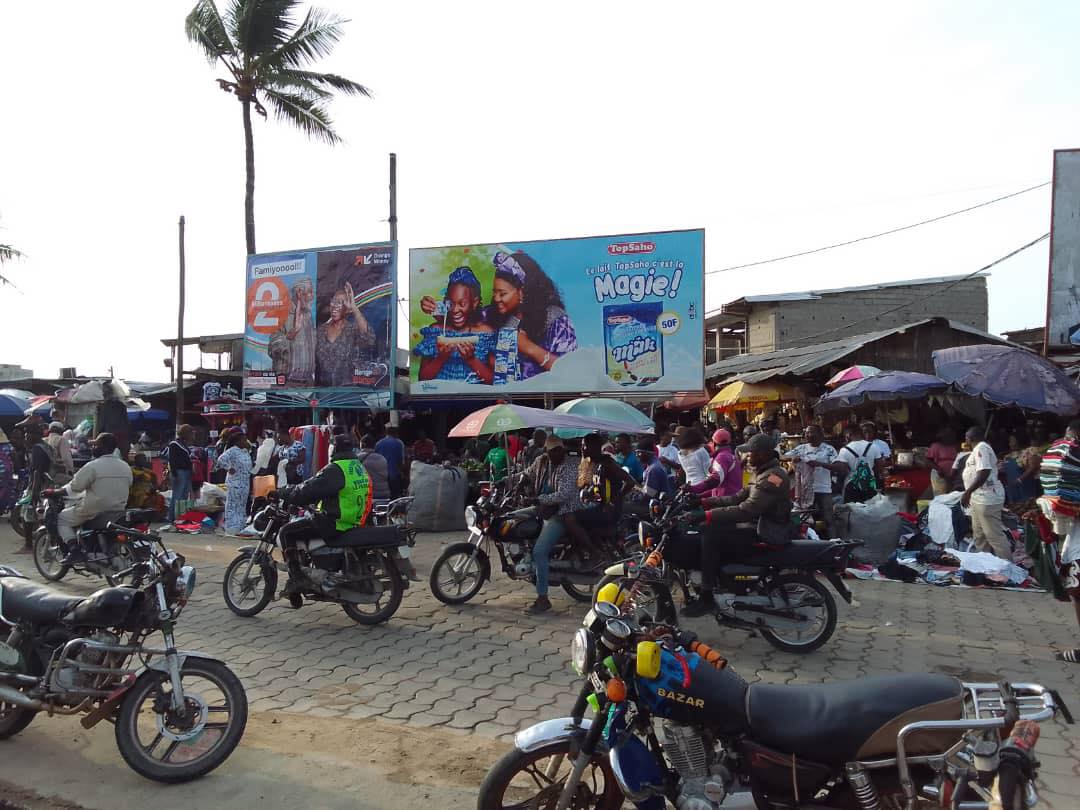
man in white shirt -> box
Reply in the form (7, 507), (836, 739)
(961, 425), (1008, 559)
(835, 421), (891, 501)
(782, 424), (838, 523)
(657, 430), (681, 483)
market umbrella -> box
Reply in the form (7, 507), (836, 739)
(0, 392), (31, 419)
(552, 398), (654, 439)
(448, 404), (654, 438)
(825, 364), (880, 389)
(815, 371), (949, 413)
(933, 344), (1080, 416)
(661, 392), (711, 411)
(707, 380), (800, 411)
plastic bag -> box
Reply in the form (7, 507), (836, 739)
(408, 461), (468, 531)
(836, 493), (902, 565)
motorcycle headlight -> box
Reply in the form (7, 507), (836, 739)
(465, 505), (478, 529)
(571, 628), (594, 676)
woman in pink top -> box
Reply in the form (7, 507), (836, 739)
(926, 428), (959, 478)
(688, 429), (743, 497)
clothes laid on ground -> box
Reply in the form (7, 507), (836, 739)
(1040, 438), (1080, 506)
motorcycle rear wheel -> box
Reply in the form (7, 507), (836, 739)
(115, 657), (247, 784)
(757, 573), (837, 654)
(340, 552), (403, 625)
(32, 529), (69, 582)
(478, 741), (622, 810)
(0, 698), (36, 739)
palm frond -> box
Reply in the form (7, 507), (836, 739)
(185, 0), (237, 63)
(263, 73), (333, 99)
(0, 244), (23, 263)
(261, 89), (341, 144)
(256, 7), (346, 72)
(231, 0), (299, 59)
(273, 69), (371, 97)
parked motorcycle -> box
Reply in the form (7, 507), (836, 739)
(0, 531), (247, 783)
(31, 487), (158, 586)
(9, 470), (41, 543)
(222, 493), (411, 624)
(594, 491), (861, 653)
(478, 594), (1071, 810)
(429, 475), (639, 606)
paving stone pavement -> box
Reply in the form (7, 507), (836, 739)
(2, 525), (1077, 806)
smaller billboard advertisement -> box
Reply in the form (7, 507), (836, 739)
(408, 229), (704, 396)
(243, 242), (396, 409)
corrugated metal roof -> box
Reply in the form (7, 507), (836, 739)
(703, 318), (1017, 384)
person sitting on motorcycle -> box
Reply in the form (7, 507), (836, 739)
(681, 432), (793, 617)
(520, 435), (589, 615)
(274, 434), (373, 608)
(55, 432), (133, 562)
(577, 432), (637, 524)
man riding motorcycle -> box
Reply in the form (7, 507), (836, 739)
(274, 435), (373, 608)
(681, 432), (794, 617)
(53, 432), (133, 562)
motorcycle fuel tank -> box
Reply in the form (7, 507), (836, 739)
(496, 514), (543, 542)
(635, 648), (749, 735)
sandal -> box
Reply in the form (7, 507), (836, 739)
(1055, 648), (1080, 663)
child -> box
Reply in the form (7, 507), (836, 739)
(414, 266), (495, 383)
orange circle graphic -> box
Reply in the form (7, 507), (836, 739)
(247, 277), (292, 335)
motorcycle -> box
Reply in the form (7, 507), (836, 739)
(221, 493), (411, 625)
(478, 593), (1072, 810)
(594, 491), (861, 653)
(9, 470), (41, 543)
(429, 475), (639, 606)
(0, 530), (248, 783)
(31, 487), (158, 586)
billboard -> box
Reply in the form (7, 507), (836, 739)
(1047, 149), (1080, 349)
(408, 229), (704, 396)
(243, 242), (396, 409)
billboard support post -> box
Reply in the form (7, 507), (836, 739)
(389, 153), (398, 243)
(1045, 148), (1080, 355)
(175, 214), (186, 432)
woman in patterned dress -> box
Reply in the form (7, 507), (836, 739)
(315, 282), (376, 387)
(214, 430), (253, 533)
(285, 278), (316, 385)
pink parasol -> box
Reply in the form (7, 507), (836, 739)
(825, 364), (880, 389)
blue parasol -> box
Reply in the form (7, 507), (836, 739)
(0, 392), (32, 419)
(815, 371), (948, 413)
(933, 344), (1080, 416)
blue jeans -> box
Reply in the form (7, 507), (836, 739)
(533, 515), (565, 597)
(169, 469), (192, 522)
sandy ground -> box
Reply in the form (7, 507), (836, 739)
(0, 709), (510, 809)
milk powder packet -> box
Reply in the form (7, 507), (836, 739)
(604, 303), (663, 386)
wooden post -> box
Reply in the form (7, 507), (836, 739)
(176, 215), (186, 432)
(389, 153), (398, 243)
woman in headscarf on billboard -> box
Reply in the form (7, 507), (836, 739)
(487, 251), (576, 382)
(414, 266), (496, 383)
(315, 281), (376, 387)
(285, 277), (315, 385)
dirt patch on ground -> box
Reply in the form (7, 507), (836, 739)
(0, 781), (87, 810)
(242, 710), (512, 789)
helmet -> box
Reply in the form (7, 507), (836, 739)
(331, 435), (356, 458)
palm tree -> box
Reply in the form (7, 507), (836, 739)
(0, 219), (22, 288)
(185, 0), (370, 254)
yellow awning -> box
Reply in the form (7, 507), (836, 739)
(708, 380), (801, 410)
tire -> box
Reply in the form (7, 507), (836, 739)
(758, 573), (837, 654)
(429, 542), (487, 605)
(9, 509), (24, 540)
(341, 552), (404, 625)
(222, 554), (275, 618)
(478, 741), (623, 810)
(593, 574), (677, 625)
(0, 698), (36, 740)
(115, 657), (247, 784)
(562, 581), (594, 603)
(32, 529), (69, 582)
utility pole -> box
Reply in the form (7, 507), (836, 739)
(389, 153), (398, 243)
(176, 216), (186, 432)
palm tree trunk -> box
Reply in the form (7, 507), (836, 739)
(242, 98), (256, 255)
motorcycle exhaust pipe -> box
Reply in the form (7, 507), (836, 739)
(0, 684), (43, 711)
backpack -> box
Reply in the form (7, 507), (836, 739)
(842, 443), (878, 503)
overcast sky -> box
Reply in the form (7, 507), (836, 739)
(1, 1), (1075, 381)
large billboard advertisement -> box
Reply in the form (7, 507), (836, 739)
(243, 242), (396, 409)
(1047, 149), (1080, 349)
(408, 229), (704, 396)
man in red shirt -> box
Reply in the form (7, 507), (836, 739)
(410, 430), (436, 465)
(506, 431), (523, 462)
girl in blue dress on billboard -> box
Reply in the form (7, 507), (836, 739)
(414, 266), (495, 383)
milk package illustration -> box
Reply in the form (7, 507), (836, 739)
(604, 302), (664, 386)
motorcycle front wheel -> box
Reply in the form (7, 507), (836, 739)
(222, 554), (275, 617)
(115, 657), (247, 784)
(478, 741), (622, 810)
(340, 551), (404, 625)
(757, 573), (838, 654)
(32, 528), (69, 582)
(429, 541), (487, 605)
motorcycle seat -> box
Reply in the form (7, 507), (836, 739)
(326, 525), (402, 548)
(747, 673), (963, 765)
(739, 539), (843, 568)
(0, 577), (83, 625)
(124, 509), (157, 525)
(75, 511), (126, 536)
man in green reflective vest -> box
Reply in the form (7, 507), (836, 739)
(276, 435), (373, 607)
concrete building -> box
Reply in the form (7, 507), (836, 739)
(704, 273), (988, 361)
(0, 363), (33, 382)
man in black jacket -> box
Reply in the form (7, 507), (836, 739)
(165, 425), (194, 523)
(275, 436), (373, 607)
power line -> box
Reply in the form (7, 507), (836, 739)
(782, 232), (1050, 347)
(706, 180), (1050, 275)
